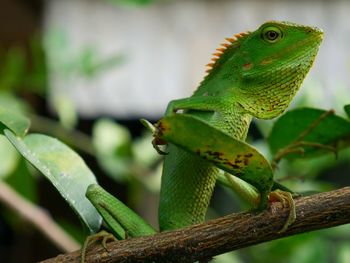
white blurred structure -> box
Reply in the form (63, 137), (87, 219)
(44, 0), (350, 118)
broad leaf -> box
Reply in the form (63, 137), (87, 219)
(269, 108), (350, 158)
(0, 135), (20, 179)
(0, 91), (30, 114)
(0, 105), (30, 137)
(5, 130), (102, 233)
(156, 114), (273, 208)
(157, 114), (272, 177)
(345, 104), (350, 119)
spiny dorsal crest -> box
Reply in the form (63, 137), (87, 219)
(205, 31), (251, 74)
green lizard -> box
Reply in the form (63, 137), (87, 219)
(156, 20), (323, 230)
(85, 20), (323, 244)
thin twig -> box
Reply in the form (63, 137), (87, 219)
(272, 109), (335, 170)
(272, 141), (337, 169)
(292, 109), (335, 143)
(0, 181), (80, 252)
(42, 187), (350, 263)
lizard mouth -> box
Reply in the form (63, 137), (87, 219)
(268, 30), (323, 62)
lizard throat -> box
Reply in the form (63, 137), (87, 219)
(237, 43), (321, 119)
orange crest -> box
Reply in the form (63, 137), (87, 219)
(205, 31), (251, 74)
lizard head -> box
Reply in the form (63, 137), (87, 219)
(199, 21), (323, 119)
(235, 21), (323, 119)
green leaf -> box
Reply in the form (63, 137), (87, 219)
(0, 105), (30, 137)
(5, 158), (38, 202)
(157, 114), (273, 208)
(344, 104), (350, 119)
(4, 130), (102, 233)
(0, 91), (31, 114)
(268, 108), (350, 158)
(53, 94), (77, 129)
(0, 92), (31, 137)
(92, 118), (132, 182)
(158, 114), (272, 177)
(0, 135), (20, 179)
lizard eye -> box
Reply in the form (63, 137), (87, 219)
(261, 26), (283, 43)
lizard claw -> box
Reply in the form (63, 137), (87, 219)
(269, 189), (296, 233)
(152, 138), (168, 155)
(152, 120), (170, 155)
(80, 230), (117, 263)
(140, 118), (169, 155)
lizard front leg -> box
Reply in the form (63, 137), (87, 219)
(82, 184), (156, 261)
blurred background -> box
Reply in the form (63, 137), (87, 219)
(0, 0), (349, 262)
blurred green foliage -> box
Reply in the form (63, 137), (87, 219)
(105, 0), (157, 7)
(0, 24), (349, 263)
(1, 87), (349, 262)
(0, 37), (47, 94)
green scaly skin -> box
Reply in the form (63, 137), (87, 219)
(159, 21), (323, 231)
(84, 21), (323, 239)
(86, 184), (156, 238)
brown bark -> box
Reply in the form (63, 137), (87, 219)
(42, 187), (350, 263)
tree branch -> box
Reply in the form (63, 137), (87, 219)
(42, 187), (350, 263)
